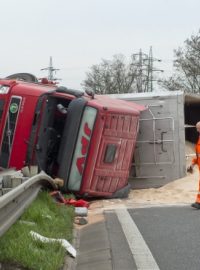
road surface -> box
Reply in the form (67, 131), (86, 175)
(106, 206), (200, 270)
(76, 205), (200, 270)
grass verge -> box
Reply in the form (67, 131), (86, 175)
(0, 191), (74, 270)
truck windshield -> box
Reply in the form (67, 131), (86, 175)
(67, 106), (97, 191)
(28, 96), (97, 192)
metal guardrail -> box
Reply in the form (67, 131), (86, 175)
(0, 171), (56, 237)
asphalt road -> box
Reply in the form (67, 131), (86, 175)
(76, 205), (200, 270)
(128, 206), (200, 270)
(106, 205), (200, 270)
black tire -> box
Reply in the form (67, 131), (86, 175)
(6, 73), (38, 83)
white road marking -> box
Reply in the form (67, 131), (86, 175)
(116, 208), (160, 270)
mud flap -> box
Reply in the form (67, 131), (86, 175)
(107, 183), (131, 199)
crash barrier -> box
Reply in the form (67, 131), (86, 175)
(0, 171), (56, 237)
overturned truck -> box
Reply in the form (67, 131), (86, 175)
(0, 74), (145, 198)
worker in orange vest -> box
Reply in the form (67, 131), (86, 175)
(187, 121), (200, 209)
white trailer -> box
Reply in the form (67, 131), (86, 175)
(109, 91), (186, 189)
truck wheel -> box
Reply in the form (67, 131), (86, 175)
(108, 183), (131, 199)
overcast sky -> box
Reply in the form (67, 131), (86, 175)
(0, 0), (199, 89)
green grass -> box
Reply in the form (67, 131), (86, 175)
(0, 191), (75, 270)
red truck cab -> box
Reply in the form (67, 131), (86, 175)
(0, 77), (145, 197)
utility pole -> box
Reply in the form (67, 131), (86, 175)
(145, 46), (164, 92)
(138, 49), (144, 92)
(41, 56), (61, 82)
(132, 49), (149, 93)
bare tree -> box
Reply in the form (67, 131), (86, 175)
(82, 54), (139, 94)
(160, 30), (200, 93)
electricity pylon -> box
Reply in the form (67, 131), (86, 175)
(41, 56), (61, 82)
(132, 47), (164, 92)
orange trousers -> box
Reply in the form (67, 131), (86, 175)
(192, 137), (200, 203)
(195, 175), (200, 203)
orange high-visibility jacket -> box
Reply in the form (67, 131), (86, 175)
(192, 137), (200, 168)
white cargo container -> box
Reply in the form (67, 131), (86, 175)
(109, 91), (186, 189)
